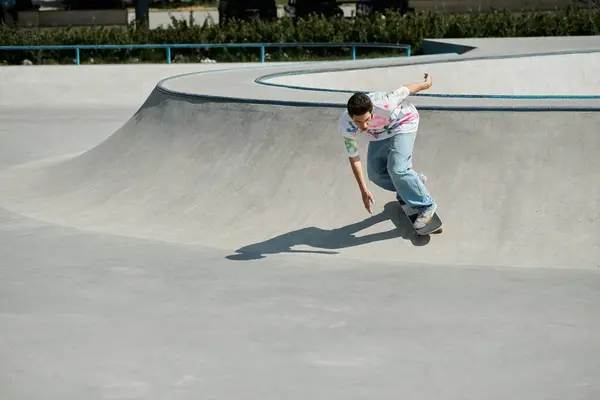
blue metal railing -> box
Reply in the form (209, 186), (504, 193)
(0, 42), (411, 65)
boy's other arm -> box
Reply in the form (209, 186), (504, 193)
(404, 73), (433, 94)
(348, 155), (368, 193)
(349, 155), (374, 213)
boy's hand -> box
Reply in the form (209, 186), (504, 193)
(424, 73), (432, 88)
(361, 189), (374, 214)
(406, 74), (433, 94)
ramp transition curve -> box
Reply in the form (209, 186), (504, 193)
(0, 55), (599, 269)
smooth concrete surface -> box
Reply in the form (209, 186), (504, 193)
(1, 39), (600, 399)
(162, 55), (600, 109)
(2, 207), (599, 399)
(0, 107), (128, 168)
(0, 64), (282, 167)
(0, 63), (296, 109)
(262, 52), (600, 96)
(2, 98), (600, 268)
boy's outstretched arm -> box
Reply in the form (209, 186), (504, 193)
(404, 73), (433, 94)
(349, 155), (368, 193)
(349, 155), (374, 214)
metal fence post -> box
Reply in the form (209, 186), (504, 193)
(351, 46), (356, 60)
(166, 47), (171, 64)
(75, 47), (80, 65)
(260, 46), (265, 63)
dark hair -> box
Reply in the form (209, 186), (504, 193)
(346, 92), (372, 117)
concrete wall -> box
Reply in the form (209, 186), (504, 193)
(17, 9), (128, 28)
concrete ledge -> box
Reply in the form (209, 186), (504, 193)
(17, 9), (128, 28)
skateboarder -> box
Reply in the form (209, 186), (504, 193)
(339, 73), (437, 230)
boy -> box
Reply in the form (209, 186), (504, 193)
(339, 73), (436, 230)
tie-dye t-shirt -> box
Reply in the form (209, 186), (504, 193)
(339, 86), (419, 158)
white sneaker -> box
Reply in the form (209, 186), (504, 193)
(413, 203), (437, 230)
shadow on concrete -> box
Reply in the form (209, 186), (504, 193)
(226, 201), (435, 261)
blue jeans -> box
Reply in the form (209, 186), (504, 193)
(367, 131), (435, 212)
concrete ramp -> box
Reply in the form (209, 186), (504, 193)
(263, 52), (600, 96)
(2, 42), (600, 400)
(1, 81), (599, 268)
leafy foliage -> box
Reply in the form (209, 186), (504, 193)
(1, 5), (598, 64)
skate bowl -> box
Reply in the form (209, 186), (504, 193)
(257, 50), (600, 97)
(1, 42), (599, 269)
(2, 37), (600, 400)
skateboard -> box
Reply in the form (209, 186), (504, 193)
(396, 195), (443, 235)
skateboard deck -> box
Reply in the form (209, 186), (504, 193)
(397, 196), (443, 235)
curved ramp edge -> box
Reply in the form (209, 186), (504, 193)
(253, 49), (600, 110)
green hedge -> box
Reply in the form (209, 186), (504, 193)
(1, 4), (598, 64)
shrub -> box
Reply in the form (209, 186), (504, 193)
(0, 4), (598, 64)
